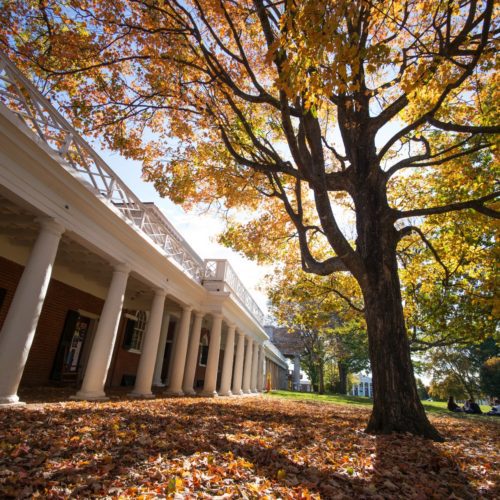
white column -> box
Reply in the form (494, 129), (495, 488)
(219, 324), (236, 396)
(73, 264), (129, 400)
(293, 355), (301, 391)
(251, 341), (259, 392)
(165, 306), (192, 395)
(257, 344), (264, 391)
(182, 312), (204, 395)
(242, 336), (253, 394)
(130, 289), (167, 398)
(231, 331), (245, 395)
(201, 313), (223, 397)
(0, 218), (64, 406)
(152, 312), (171, 386)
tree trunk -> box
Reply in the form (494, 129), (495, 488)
(337, 362), (348, 395)
(318, 362), (325, 394)
(361, 241), (443, 441)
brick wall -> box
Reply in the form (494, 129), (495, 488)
(108, 313), (141, 387)
(0, 256), (105, 386)
(0, 256), (230, 391)
(0, 256), (23, 332)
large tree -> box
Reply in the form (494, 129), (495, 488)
(2, 0), (497, 440)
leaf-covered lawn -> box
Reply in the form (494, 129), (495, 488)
(1, 391), (498, 498)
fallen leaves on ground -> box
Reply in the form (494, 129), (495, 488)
(0, 391), (498, 498)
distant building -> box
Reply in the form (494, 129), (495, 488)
(265, 325), (307, 391)
(351, 374), (373, 398)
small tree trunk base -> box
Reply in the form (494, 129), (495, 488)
(365, 411), (444, 442)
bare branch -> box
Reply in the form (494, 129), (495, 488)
(398, 225), (450, 284)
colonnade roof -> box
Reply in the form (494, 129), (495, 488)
(0, 51), (266, 328)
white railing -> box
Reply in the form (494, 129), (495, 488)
(203, 259), (265, 326)
(0, 51), (204, 281)
(0, 52), (266, 326)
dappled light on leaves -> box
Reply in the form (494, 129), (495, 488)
(0, 393), (499, 498)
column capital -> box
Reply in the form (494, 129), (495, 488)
(211, 312), (223, 320)
(36, 216), (65, 236)
(153, 288), (168, 298)
(226, 323), (236, 330)
(182, 305), (193, 313)
(194, 311), (205, 319)
(113, 263), (130, 274)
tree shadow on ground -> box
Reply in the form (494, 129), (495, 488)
(1, 391), (496, 497)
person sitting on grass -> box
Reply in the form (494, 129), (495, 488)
(486, 399), (500, 416)
(447, 396), (463, 412)
(463, 398), (482, 414)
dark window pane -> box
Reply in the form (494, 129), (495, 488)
(122, 319), (137, 349)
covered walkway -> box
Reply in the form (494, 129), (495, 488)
(0, 51), (288, 406)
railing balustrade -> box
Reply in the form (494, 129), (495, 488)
(0, 52), (266, 327)
(203, 259), (265, 325)
(0, 51), (204, 281)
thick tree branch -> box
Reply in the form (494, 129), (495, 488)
(388, 140), (491, 176)
(395, 191), (500, 220)
(386, 136), (431, 177)
(428, 117), (500, 134)
(269, 174), (349, 276)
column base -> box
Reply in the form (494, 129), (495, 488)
(232, 389), (244, 396)
(164, 389), (184, 396)
(200, 390), (218, 398)
(182, 389), (196, 396)
(0, 394), (24, 406)
(71, 391), (109, 401)
(0, 394), (26, 408)
(218, 390), (233, 397)
(129, 392), (155, 399)
(152, 382), (165, 387)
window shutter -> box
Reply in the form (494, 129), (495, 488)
(122, 318), (137, 349)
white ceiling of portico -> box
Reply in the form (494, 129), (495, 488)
(0, 192), (183, 310)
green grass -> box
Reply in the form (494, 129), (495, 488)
(266, 390), (495, 419)
(266, 390), (373, 407)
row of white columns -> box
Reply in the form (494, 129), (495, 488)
(0, 217), (266, 405)
(161, 308), (266, 398)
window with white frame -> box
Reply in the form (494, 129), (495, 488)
(123, 310), (148, 352)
